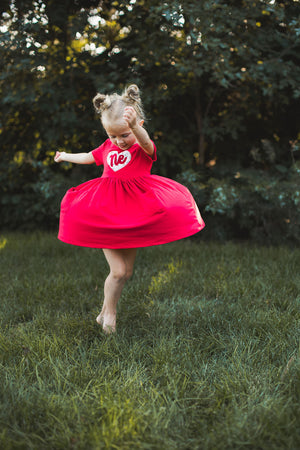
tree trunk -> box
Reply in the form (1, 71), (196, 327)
(195, 90), (205, 165)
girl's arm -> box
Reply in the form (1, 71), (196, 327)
(54, 151), (95, 164)
(123, 107), (154, 156)
(130, 123), (154, 156)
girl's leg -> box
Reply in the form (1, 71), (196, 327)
(96, 248), (137, 333)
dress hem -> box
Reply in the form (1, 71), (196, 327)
(58, 224), (205, 249)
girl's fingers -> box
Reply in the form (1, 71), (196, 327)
(124, 107), (135, 116)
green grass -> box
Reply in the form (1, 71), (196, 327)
(0, 232), (299, 450)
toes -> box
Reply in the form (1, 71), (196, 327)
(102, 316), (116, 334)
(102, 323), (116, 334)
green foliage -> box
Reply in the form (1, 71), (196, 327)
(0, 158), (101, 230)
(1, 0), (299, 165)
(178, 163), (300, 244)
(0, 0), (300, 239)
(0, 234), (299, 448)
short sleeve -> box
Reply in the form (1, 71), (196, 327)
(143, 141), (157, 162)
(91, 143), (104, 166)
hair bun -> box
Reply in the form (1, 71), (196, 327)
(124, 84), (140, 103)
(93, 93), (108, 113)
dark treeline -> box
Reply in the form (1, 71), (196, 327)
(0, 0), (299, 243)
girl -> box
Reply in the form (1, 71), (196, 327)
(54, 84), (205, 334)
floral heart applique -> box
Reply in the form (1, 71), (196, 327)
(107, 151), (131, 172)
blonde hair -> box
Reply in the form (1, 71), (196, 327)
(93, 84), (145, 125)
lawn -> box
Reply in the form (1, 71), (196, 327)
(0, 233), (299, 449)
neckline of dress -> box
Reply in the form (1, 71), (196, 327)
(110, 141), (139, 152)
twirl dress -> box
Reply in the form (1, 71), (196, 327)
(58, 139), (205, 248)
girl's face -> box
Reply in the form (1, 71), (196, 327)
(104, 120), (137, 150)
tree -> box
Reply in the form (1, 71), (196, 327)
(1, 0), (299, 169)
(111, 0), (300, 167)
(0, 0), (299, 235)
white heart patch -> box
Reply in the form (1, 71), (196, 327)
(107, 151), (131, 172)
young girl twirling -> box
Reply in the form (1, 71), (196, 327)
(54, 84), (205, 333)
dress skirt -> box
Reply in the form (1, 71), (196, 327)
(58, 174), (205, 249)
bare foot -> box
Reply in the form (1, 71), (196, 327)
(96, 311), (116, 334)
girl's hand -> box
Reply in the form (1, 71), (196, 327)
(123, 106), (137, 129)
(54, 151), (65, 163)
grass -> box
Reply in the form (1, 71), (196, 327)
(0, 232), (299, 450)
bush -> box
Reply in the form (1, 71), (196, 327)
(1, 156), (299, 245)
(0, 161), (75, 230)
(177, 165), (300, 245)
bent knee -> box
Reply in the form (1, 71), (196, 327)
(111, 267), (133, 282)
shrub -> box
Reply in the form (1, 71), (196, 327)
(1, 156), (299, 245)
(0, 161), (75, 230)
(177, 165), (300, 245)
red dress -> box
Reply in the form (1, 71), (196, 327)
(58, 139), (205, 248)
